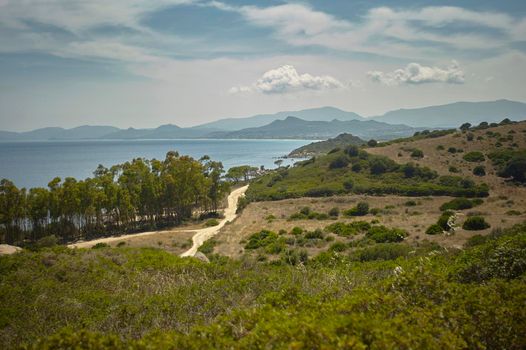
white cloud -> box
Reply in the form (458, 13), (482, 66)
(209, 2), (524, 59)
(229, 65), (344, 94)
(367, 61), (465, 86)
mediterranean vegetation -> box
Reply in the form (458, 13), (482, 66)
(1, 223), (525, 349)
(246, 146), (489, 201)
(0, 152), (230, 245)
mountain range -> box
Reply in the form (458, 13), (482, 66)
(1, 99), (525, 141)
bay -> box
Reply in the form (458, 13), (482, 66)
(0, 139), (312, 189)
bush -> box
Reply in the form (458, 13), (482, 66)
(437, 211), (454, 230)
(349, 243), (412, 261)
(448, 147), (457, 153)
(345, 145), (360, 157)
(366, 225), (407, 243)
(328, 207), (339, 217)
(305, 229), (324, 239)
(410, 149), (424, 158)
(473, 165), (486, 176)
(325, 221), (370, 236)
(198, 239), (217, 255)
(440, 198), (483, 211)
(426, 224), (443, 235)
(404, 200), (417, 207)
(92, 243), (109, 249)
(34, 235), (58, 249)
(463, 216), (490, 230)
(345, 202), (369, 216)
(329, 242), (348, 252)
(463, 151), (485, 162)
(245, 230), (279, 249)
(205, 219), (220, 227)
(290, 227), (303, 235)
(367, 139), (378, 147)
(329, 156), (349, 169)
(448, 166), (460, 173)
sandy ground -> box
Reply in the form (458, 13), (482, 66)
(0, 244), (22, 255)
(181, 185), (248, 257)
(67, 185), (249, 256)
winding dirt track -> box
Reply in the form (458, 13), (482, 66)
(180, 185), (248, 257)
(67, 185), (248, 253)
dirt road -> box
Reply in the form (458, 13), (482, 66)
(68, 185), (248, 252)
(180, 185), (248, 257)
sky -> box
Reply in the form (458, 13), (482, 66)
(1, 0), (526, 131)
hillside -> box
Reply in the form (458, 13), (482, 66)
(210, 116), (419, 140)
(100, 124), (219, 139)
(288, 133), (365, 158)
(1, 224), (525, 349)
(213, 121), (526, 259)
(372, 99), (526, 127)
(194, 106), (365, 131)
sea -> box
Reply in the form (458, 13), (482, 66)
(0, 139), (313, 189)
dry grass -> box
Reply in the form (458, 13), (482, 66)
(214, 122), (526, 257)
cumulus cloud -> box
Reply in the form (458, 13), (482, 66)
(367, 61), (465, 86)
(229, 65), (344, 94)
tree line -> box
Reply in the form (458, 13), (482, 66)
(0, 151), (230, 245)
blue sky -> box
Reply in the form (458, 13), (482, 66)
(1, 0), (525, 131)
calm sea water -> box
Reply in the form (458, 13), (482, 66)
(0, 139), (312, 189)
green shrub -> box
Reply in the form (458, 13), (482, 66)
(198, 239), (217, 255)
(404, 200), (417, 207)
(305, 229), (324, 239)
(92, 243), (109, 249)
(463, 216), (490, 230)
(366, 226), (407, 243)
(437, 211), (455, 230)
(329, 242), (348, 252)
(34, 235), (58, 249)
(290, 227), (303, 235)
(345, 202), (369, 216)
(328, 207), (339, 217)
(463, 151), (485, 162)
(325, 221), (370, 236)
(448, 166), (460, 173)
(440, 198), (483, 211)
(205, 219), (220, 227)
(410, 149), (424, 158)
(473, 165), (486, 176)
(349, 243), (412, 261)
(329, 156), (349, 169)
(426, 224), (443, 235)
(245, 230), (279, 249)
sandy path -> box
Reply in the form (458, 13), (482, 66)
(68, 185), (248, 251)
(181, 185), (248, 257)
(0, 244), (22, 255)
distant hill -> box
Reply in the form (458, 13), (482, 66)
(209, 117), (419, 140)
(0, 126), (120, 141)
(100, 124), (220, 139)
(288, 133), (365, 158)
(194, 106), (365, 131)
(372, 99), (526, 128)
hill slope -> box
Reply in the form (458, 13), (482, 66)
(372, 99), (526, 127)
(194, 106), (365, 131)
(210, 116), (419, 140)
(288, 133), (365, 157)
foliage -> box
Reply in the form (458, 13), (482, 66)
(463, 216), (491, 230)
(246, 148), (489, 202)
(426, 224), (443, 235)
(463, 151), (485, 162)
(244, 230), (279, 249)
(410, 149), (424, 158)
(205, 219), (220, 227)
(365, 225), (407, 243)
(197, 239), (217, 255)
(2, 223), (526, 349)
(440, 198), (483, 211)
(0, 153), (230, 244)
(325, 221), (370, 237)
(344, 202), (369, 216)
(473, 165), (486, 176)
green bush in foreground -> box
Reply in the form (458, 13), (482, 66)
(3, 223), (526, 349)
(463, 151), (485, 162)
(463, 216), (491, 230)
(440, 198), (483, 211)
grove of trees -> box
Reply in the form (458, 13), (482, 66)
(0, 152), (230, 245)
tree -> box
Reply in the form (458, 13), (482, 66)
(274, 159), (284, 168)
(367, 139), (378, 147)
(499, 155), (526, 182)
(459, 122), (471, 131)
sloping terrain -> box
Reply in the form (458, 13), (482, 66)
(288, 133), (365, 157)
